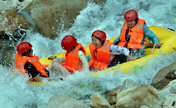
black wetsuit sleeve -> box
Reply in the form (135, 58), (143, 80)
(24, 62), (40, 78)
(24, 62), (50, 78)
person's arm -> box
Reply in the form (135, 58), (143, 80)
(24, 61), (63, 82)
(144, 24), (161, 48)
(110, 45), (134, 61)
(110, 44), (130, 56)
(48, 56), (65, 63)
(113, 28), (122, 44)
(24, 62), (40, 78)
(78, 51), (89, 72)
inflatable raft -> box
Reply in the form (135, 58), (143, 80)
(26, 26), (176, 86)
(40, 26), (176, 77)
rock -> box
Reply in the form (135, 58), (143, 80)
(107, 79), (138, 105)
(162, 94), (176, 108)
(0, 39), (14, 67)
(151, 62), (176, 90)
(0, 0), (33, 12)
(116, 85), (161, 108)
(90, 0), (106, 4)
(0, 0), (105, 39)
(165, 80), (176, 94)
(107, 86), (122, 105)
(25, 0), (105, 39)
(46, 94), (89, 108)
(27, 0), (87, 39)
(90, 93), (112, 108)
(120, 79), (139, 90)
(0, 10), (30, 39)
(158, 80), (176, 102)
(0, 40), (2, 49)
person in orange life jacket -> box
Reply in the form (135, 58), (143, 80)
(89, 30), (133, 71)
(15, 42), (61, 82)
(48, 35), (89, 76)
(113, 9), (162, 59)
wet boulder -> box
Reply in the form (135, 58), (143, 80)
(151, 62), (176, 90)
(107, 86), (122, 105)
(158, 80), (176, 107)
(0, 10), (30, 39)
(0, 39), (15, 67)
(0, 0), (33, 12)
(115, 85), (161, 108)
(25, 0), (105, 39)
(0, 40), (2, 49)
(106, 79), (161, 107)
(162, 94), (176, 108)
(90, 93), (112, 108)
(46, 94), (89, 108)
(107, 79), (139, 106)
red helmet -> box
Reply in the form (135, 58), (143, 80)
(61, 35), (77, 51)
(17, 42), (32, 55)
(124, 9), (138, 21)
(92, 30), (106, 41)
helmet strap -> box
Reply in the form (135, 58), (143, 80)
(135, 18), (139, 23)
(101, 40), (105, 45)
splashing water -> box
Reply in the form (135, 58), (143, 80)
(0, 0), (176, 107)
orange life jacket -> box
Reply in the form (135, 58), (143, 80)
(118, 18), (146, 49)
(62, 43), (86, 73)
(89, 40), (114, 70)
(15, 53), (49, 77)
